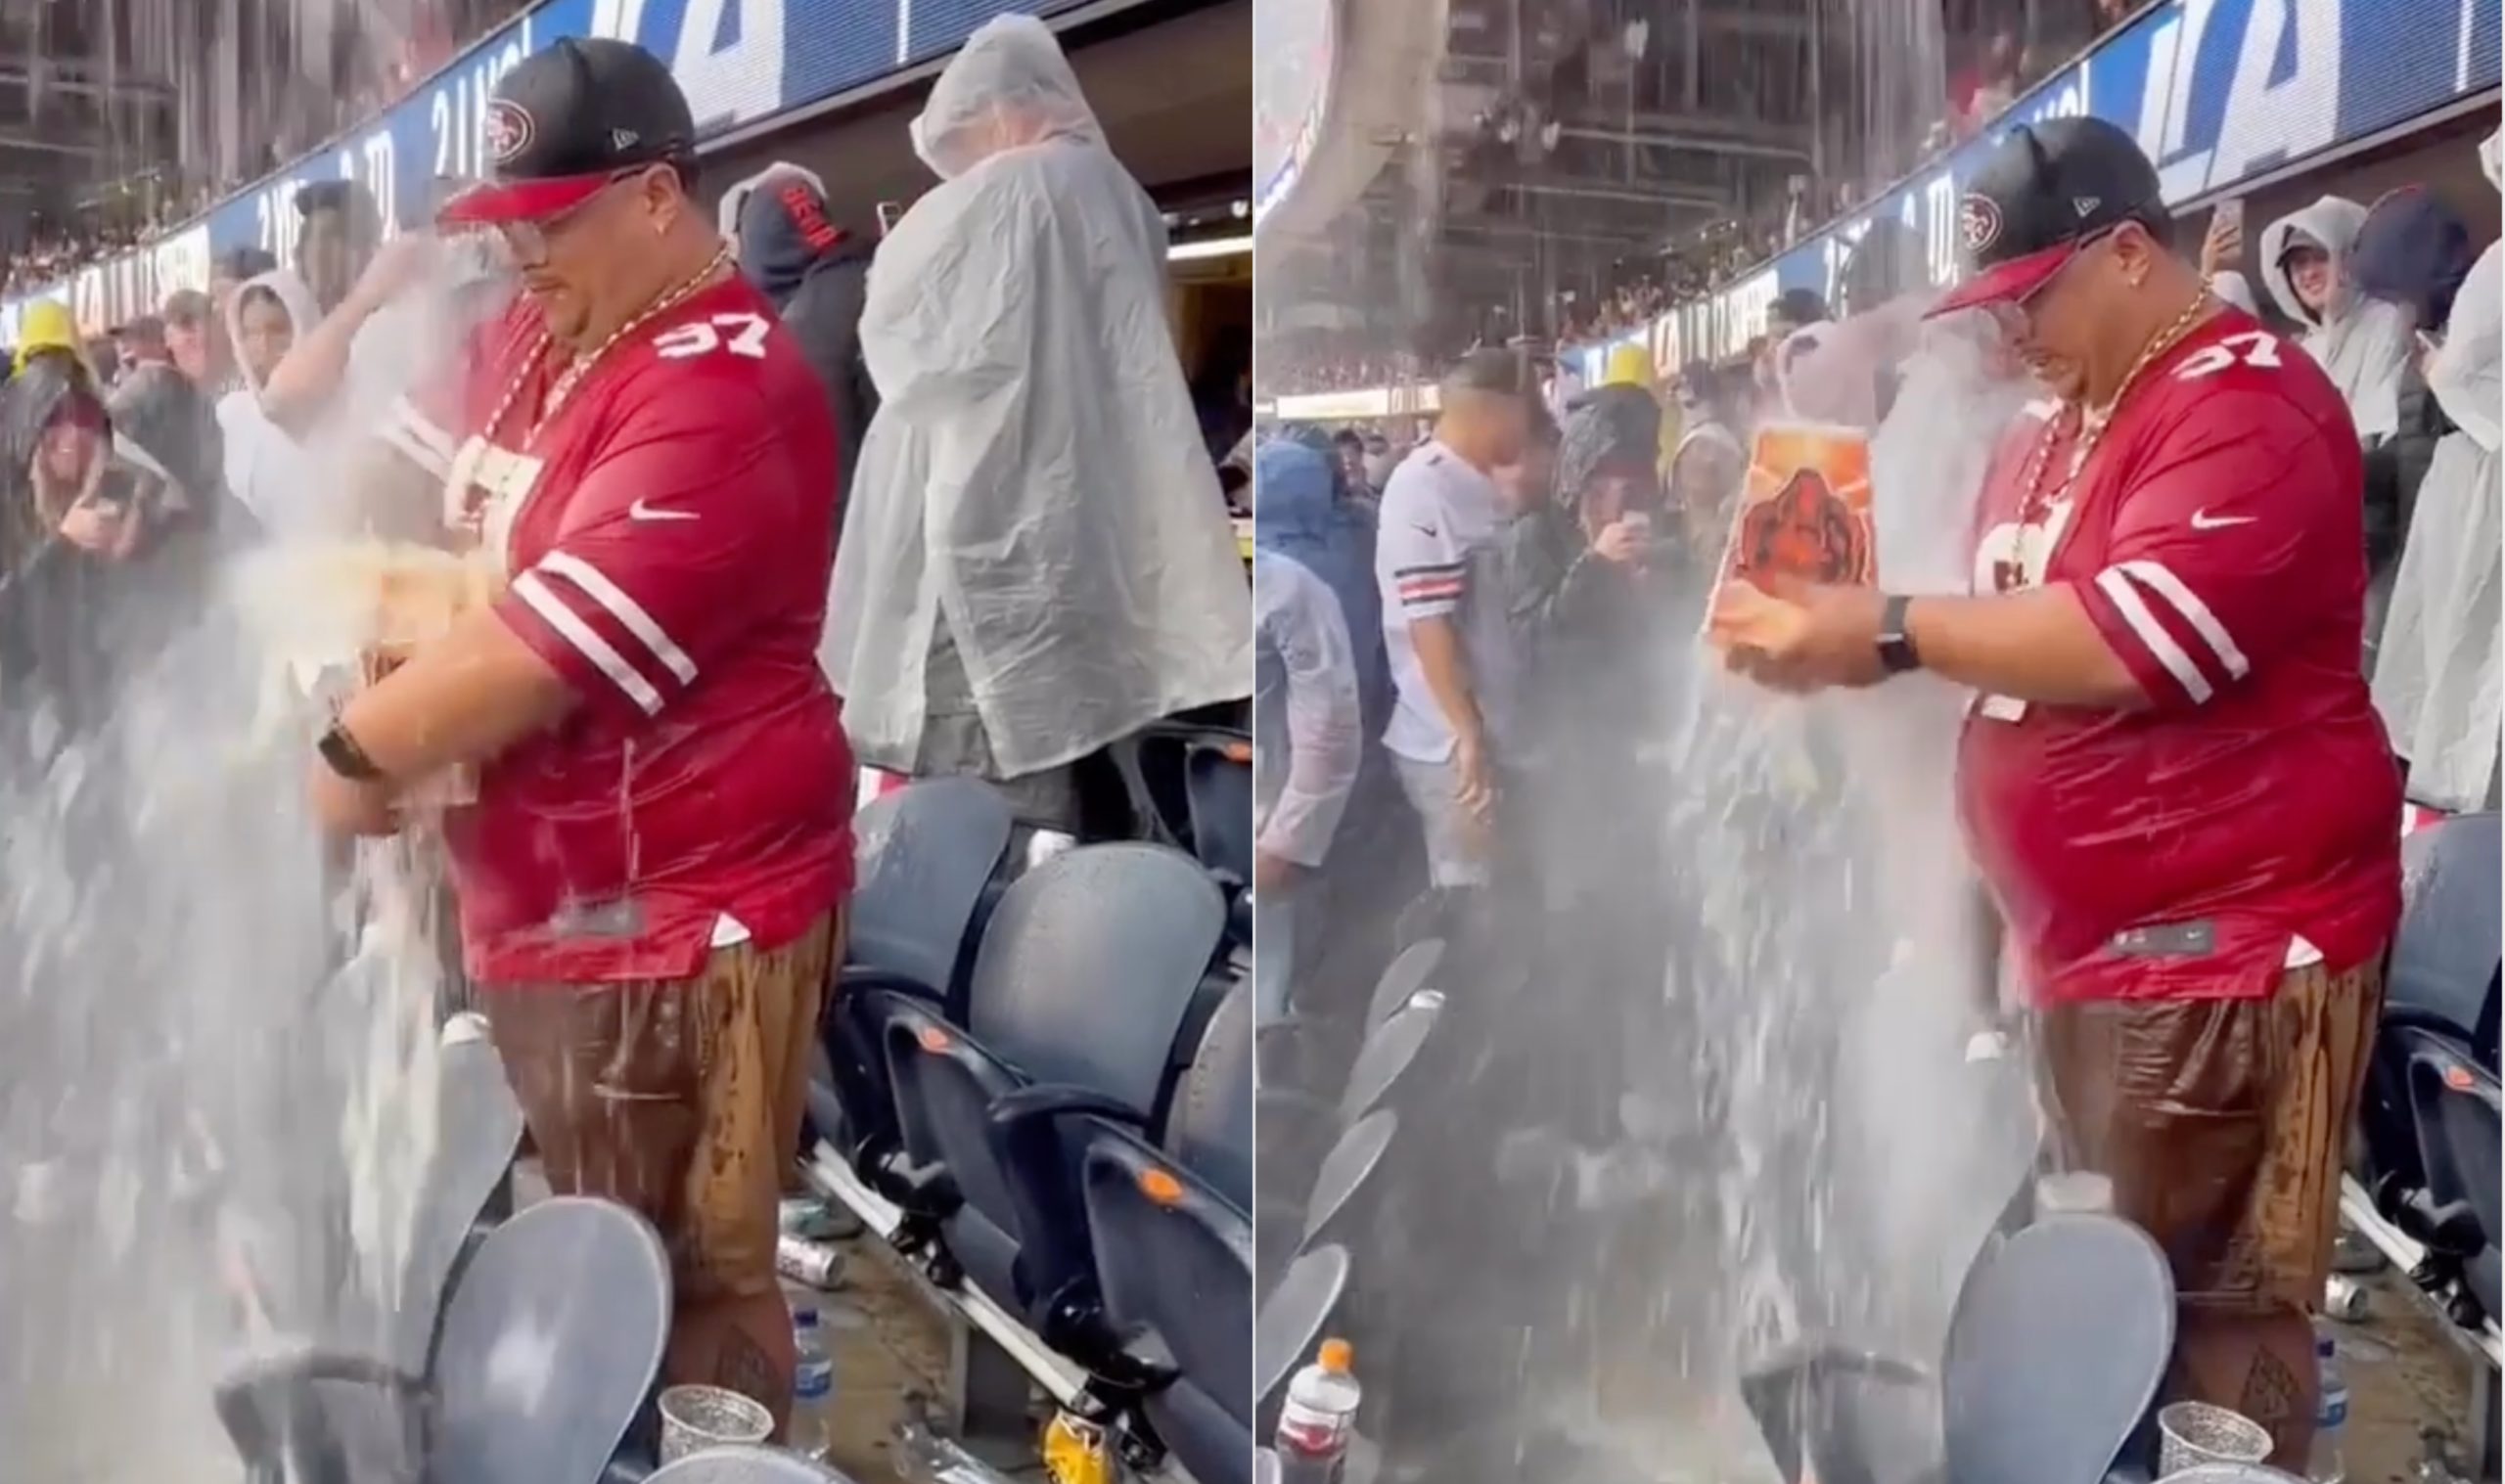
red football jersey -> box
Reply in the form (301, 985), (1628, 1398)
(1956, 305), (2401, 1006)
(387, 275), (855, 983)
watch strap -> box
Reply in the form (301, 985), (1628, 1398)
(318, 720), (386, 783)
(1877, 593), (1922, 674)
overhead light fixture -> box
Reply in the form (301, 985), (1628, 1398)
(1169, 235), (1253, 262)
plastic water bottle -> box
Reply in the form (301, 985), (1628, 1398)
(790, 1304), (836, 1462)
(2310, 1322), (2347, 1484)
(1275, 1337), (1360, 1482)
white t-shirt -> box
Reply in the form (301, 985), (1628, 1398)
(1373, 439), (1513, 764)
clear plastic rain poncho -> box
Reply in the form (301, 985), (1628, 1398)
(820, 14), (1252, 780)
(2370, 132), (2503, 811)
(2212, 195), (2415, 439)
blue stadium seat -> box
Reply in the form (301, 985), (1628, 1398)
(214, 1197), (669, 1484)
(1741, 1213), (2173, 1484)
(1080, 1120), (1253, 1484)
(871, 843), (1228, 1360)
(816, 778), (1015, 1174)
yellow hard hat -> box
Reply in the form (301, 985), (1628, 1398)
(15, 299), (79, 375)
(1601, 342), (1652, 389)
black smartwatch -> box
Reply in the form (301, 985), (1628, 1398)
(317, 719), (386, 783)
(1876, 593), (1923, 674)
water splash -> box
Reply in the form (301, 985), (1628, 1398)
(0, 276), (493, 1474)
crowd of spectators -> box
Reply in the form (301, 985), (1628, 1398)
(1, 0), (529, 300)
(1266, 339), (1420, 398)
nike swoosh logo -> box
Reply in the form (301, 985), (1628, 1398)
(629, 499), (700, 522)
(1413, 523), (1439, 538)
(2189, 510), (2255, 530)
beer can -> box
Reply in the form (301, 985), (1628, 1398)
(777, 1234), (844, 1289)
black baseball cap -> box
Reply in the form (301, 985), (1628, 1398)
(1927, 114), (2170, 318)
(439, 38), (696, 227)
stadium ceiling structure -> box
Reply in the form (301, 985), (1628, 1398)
(1313, 0), (1851, 355)
(0, 0), (205, 239)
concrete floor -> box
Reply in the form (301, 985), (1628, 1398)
(2340, 1266), (2487, 1483)
(800, 1251), (957, 1484)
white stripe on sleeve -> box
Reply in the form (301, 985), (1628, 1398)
(2094, 566), (2213, 703)
(536, 551), (699, 684)
(512, 571), (666, 714)
(2112, 559), (2250, 680)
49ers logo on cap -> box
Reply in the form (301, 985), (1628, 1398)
(484, 100), (536, 166)
(1958, 194), (2004, 255)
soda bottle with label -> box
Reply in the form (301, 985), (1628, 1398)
(1275, 1337), (1360, 1482)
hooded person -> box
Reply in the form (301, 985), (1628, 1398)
(107, 344), (225, 539)
(2346, 186), (2479, 649)
(1772, 300), (1928, 430)
(2211, 196), (2414, 440)
(1491, 382), (1683, 1131)
(2370, 134), (2503, 813)
(731, 161), (879, 508)
(0, 355), (220, 742)
(215, 268), (323, 539)
(1502, 382), (1673, 738)
(819, 14), (1252, 833)
(1576, 344), (1666, 471)
(13, 299), (96, 385)
(1254, 438), (1384, 728)
(1667, 357), (1746, 561)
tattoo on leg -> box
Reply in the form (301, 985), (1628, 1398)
(2239, 1345), (2301, 1428)
(715, 1327), (779, 1405)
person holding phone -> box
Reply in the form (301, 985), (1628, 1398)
(0, 350), (222, 743)
(1501, 366), (1676, 744)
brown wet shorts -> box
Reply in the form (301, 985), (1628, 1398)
(477, 911), (843, 1302)
(2042, 956), (2385, 1313)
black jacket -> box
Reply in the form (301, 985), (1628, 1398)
(1501, 389), (1682, 752)
(737, 174), (879, 514)
(0, 359), (226, 747)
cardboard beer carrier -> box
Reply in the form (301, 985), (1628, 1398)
(1697, 420), (1879, 652)
(1712, 421), (1879, 591)
(349, 543), (502, 808)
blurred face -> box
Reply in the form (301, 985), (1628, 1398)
(1492, 440), (1552, 514)
(1578, 467), (1653, 538)
(237, 292), (295, 385)
(2282, 244), (2334, 314)
(501, 164), (685, 345)
(166, 317), (210, 380)
(299, 208), (357, 305)
(37, 410), (101, 489)
(1480, 396), (1532, 470)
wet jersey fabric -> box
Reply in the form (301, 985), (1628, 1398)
(390, 275), (855, 984)
(1956, 305), (2401, 1006)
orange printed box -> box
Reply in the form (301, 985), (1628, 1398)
(1714, 421), (1877, 589)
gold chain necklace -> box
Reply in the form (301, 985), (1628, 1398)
(480, 242), (734, 451)
(2009, 289), (2211, 578)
